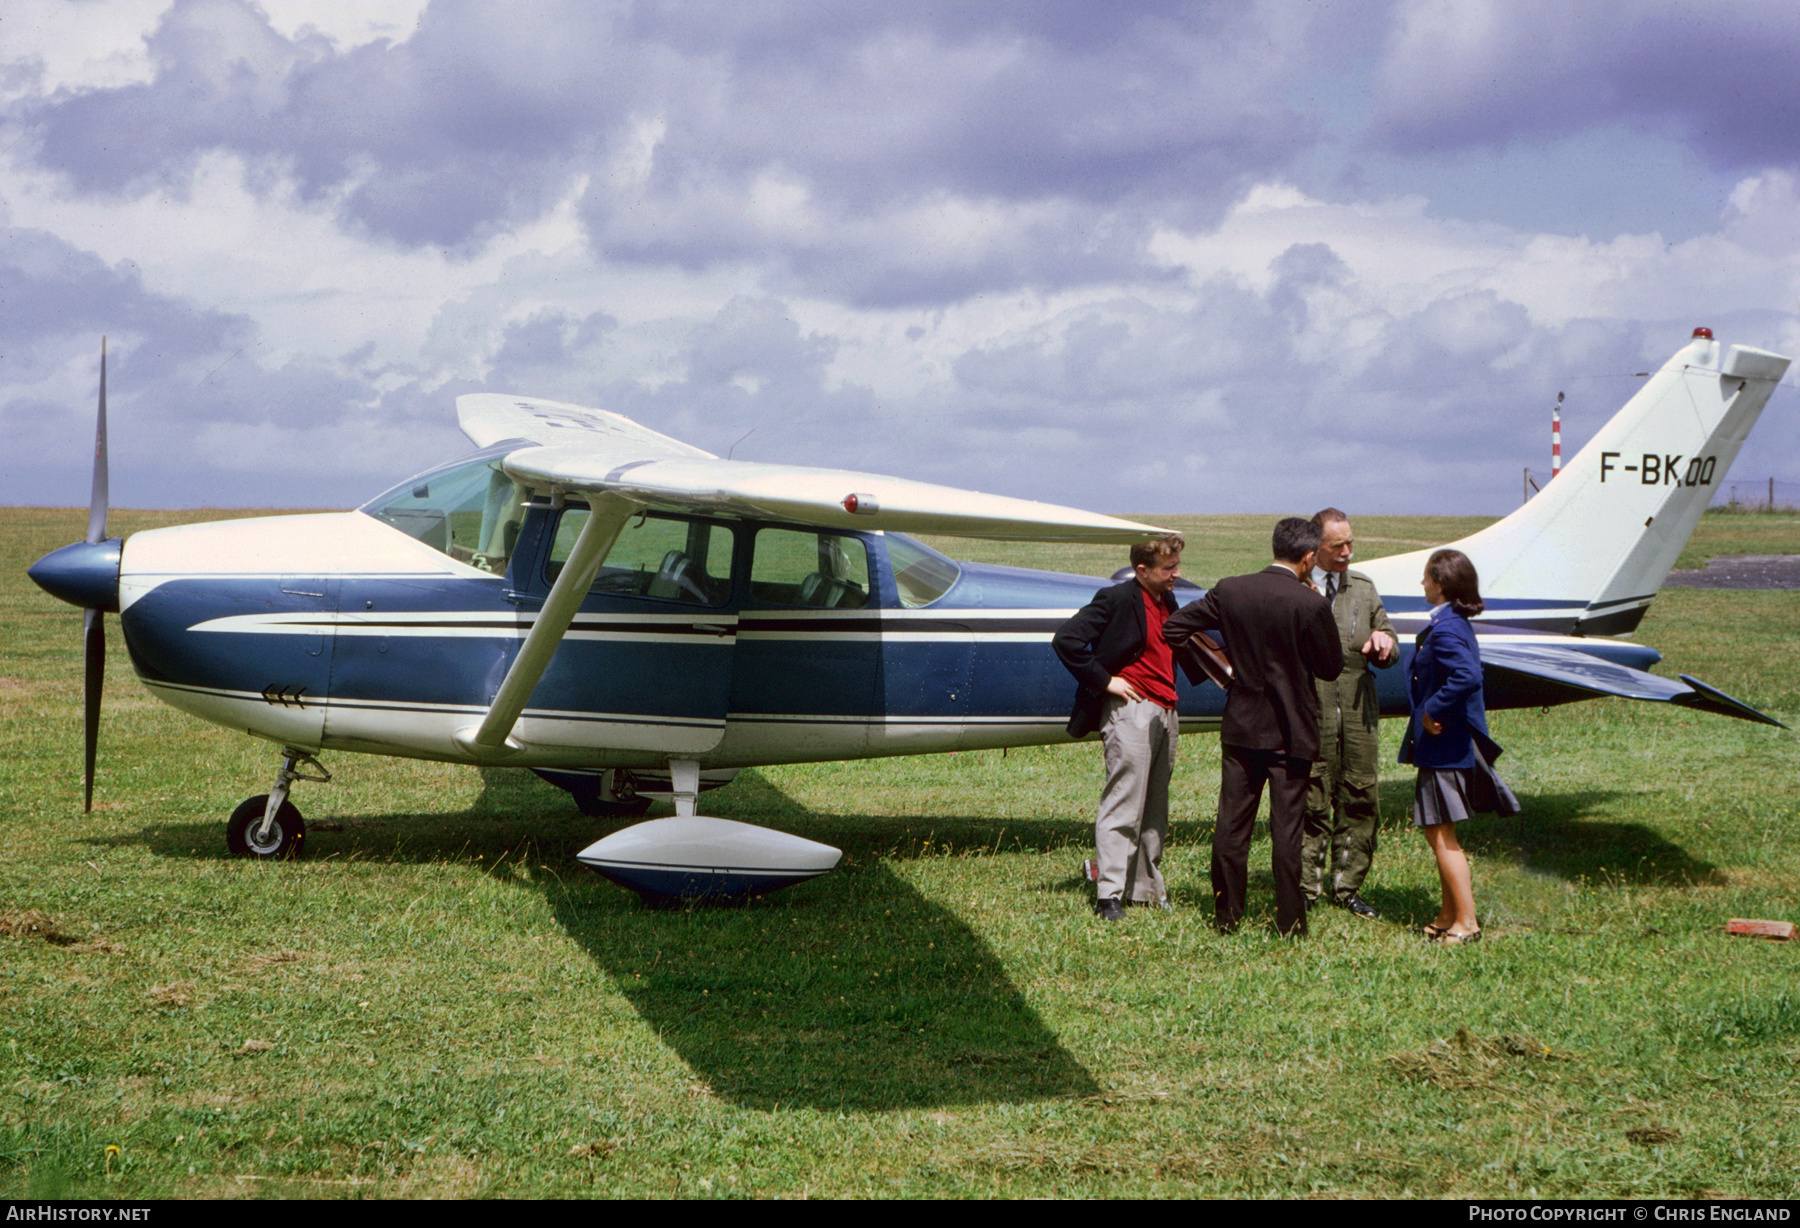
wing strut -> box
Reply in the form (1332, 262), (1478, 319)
(454, 494), (638, 757)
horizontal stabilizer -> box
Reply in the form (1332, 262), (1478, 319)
(1481, 643), (1785, 728)
(1674, 674), (1788, 728)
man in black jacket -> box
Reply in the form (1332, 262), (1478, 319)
(1053, 534), (1196, 921)
(1164, 518), (1342, 936)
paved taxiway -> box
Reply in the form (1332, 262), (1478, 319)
(1663, 554), (1800, 590)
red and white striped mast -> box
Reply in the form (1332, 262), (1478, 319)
(1551, 391), (1563, 480)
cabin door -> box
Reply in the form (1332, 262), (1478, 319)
(518, 508), (738, 756)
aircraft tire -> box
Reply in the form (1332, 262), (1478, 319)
(572, 790), (653, 819)
(226, 795), (307, 860)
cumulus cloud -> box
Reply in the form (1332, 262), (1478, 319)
(2, 0), (1797, 522)
(0, 226), (463, 507)
(17, 0), (1317, 282)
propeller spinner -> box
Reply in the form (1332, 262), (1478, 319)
(26, 340), (121, 811)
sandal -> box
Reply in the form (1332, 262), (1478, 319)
(1433, 929), (1482, 945)
(1422, 922), (1450, 939)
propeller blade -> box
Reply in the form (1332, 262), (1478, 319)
(83, 339), (109, 811)
(87, 338), (108, 545)
(83, 608), (104, 813)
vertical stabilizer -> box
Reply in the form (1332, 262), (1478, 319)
(1358, 331), (1790, 634)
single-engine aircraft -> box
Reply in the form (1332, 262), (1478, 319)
(27, 327), (1788, 864)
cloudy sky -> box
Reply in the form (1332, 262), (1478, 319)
(4, 0), (1798, 517)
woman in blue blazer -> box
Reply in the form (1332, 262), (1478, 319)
(1400, 549), (1518, 944)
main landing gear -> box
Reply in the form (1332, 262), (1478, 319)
(531, 767), (653, 817)
(227, 747), (330, 860)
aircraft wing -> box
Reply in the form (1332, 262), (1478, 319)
(458, 393), (716, 461)
(459, 393), (1169, 542)
(1479, 643), (1786, 728)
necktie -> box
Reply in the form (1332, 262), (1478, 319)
(1325, 573), (1338, 605)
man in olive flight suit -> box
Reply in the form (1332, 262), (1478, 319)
(1303, 509), (1399, 918)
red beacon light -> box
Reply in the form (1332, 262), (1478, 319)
(843, 492), (879, 515)
(1693, 327), (1714, 339)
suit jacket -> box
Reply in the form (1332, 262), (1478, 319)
(1398, 604), (1500, 770)
(1163, 565), (1343, 759)
(1053, 580), (1204, 738)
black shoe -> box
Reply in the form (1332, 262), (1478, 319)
(1094, 897), (1125, 922)
(1337, 894), (1379, 920)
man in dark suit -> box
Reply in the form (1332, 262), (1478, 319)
(1164, 518), (1343, 936)
(1053, 534), (1199, 921)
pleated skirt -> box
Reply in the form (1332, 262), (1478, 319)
(1413, 759), (1521, 827)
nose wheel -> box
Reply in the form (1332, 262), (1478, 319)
(227, 795), (305, 859)
(227, 747), (329, 860)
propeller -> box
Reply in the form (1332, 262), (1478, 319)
(27, 341), (121, 812)
(83, 339), (109, 811)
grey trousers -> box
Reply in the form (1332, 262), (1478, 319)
(1095, 696), (1179, 904)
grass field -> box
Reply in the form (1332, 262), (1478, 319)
(2, 507), (1797, 1199)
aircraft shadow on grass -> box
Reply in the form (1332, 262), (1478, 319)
(1120, 781), (1726, 927)
(96, 765), (1100, 1112)
(523, 768), (1102, 1112)
(1460, 790), (1726, 888)
(102, 763), (1087, 864)
(544, 860), (1099, 1111)
(105, 767), (1723, 894)
(96, 769), (1718, 1107)
(1344, 783), (1727, 919)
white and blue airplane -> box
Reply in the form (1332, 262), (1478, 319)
(27, 327), (1788, 875)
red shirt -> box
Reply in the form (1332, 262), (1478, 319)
(1118, 587), (1179, 708)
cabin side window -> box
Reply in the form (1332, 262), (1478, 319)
(362, 451), (528, 574)
(749, 528), (871, 608)
(547, 510), (735, 606)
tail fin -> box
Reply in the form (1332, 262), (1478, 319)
(1359, 330), (1790, 634)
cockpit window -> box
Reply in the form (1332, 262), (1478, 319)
(362, 448), (529, 574)
(886, 533), (961, 608)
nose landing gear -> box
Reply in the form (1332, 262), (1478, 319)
(226, 748), (330, 860)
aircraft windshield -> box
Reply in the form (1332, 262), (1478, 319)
(361, 449), (530, 574)
(886, 533), (961, 608)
